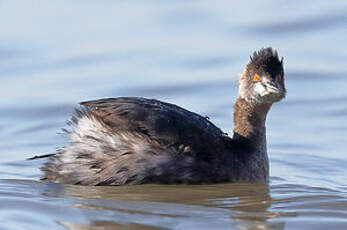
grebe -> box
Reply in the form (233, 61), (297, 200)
(40, 47), (286, 185)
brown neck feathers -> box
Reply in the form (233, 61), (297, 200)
(233, 97), (271, 147)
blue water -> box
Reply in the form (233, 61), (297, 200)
(1, 1), (347, 229)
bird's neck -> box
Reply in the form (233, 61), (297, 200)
(233, 97), (271, 153)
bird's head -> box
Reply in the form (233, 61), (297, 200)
(239, 47), (286, 104)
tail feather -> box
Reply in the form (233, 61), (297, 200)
(27, 153), (56, 160)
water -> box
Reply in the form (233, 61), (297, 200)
(1, 1), (347, 229)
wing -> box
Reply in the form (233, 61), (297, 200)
(80, 97), (229, 160)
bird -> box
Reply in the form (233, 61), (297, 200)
(38, 47), (286, 186)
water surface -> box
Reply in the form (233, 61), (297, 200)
(1, 1), (347, 229)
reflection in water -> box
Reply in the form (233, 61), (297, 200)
(61, 221), (169, 230)
(209, 184), (286, 230)
(22, 179), (345, 230)
(48, 182), (286, 230)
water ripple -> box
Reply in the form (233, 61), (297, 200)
(250, 11), (347, 34)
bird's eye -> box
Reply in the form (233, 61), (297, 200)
(276, 75), (282, 83)
(253, 74), (260, 82)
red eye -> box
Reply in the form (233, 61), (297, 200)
(253, 74), (260, 82)
(277, 75), (282, 83)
